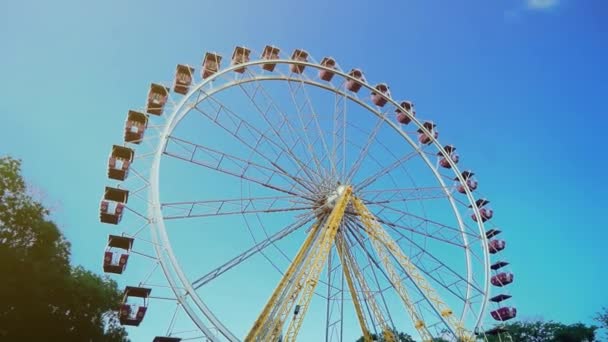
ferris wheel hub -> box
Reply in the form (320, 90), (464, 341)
(326, 184), (347, 209)
(313, 183), (351, 219)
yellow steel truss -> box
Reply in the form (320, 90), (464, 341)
(283, 186), (352, 341)
(352, 196), (473, 342)
(335, 233), (373, 342)
(245, 222), (322, 341)
(336, 233), (396, 342)
(246, 186), (352, 342)
(246, 188), (473, 342)
(352, 197), (434, 341)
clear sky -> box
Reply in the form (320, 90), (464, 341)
(1, 0), (607, 341)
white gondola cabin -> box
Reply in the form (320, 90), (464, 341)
(232, 46), (251, 73)
(491, 272), (514, 287)
(469, 198), (493, 222)
(371, 83), (390, 107)
(124, 110), (148, 144)
(103, 235), (134, 274)
(319, 57), (337, 81)
(261, 45), (280, 72)
(438, 145), (459, 169)
(488, 239), (506, 254)
(100, 187), (129, 225)
(417, 121), (438, 145)
(108, 145), (134, 181)
(455, 170), (478, 194)
(491, 307), (517, 321)
(202, 52), (222, 79)
(119, 286), (151, 326)
(173, 64), (195, 95)
(396, 101), (415, 125)
(290, 49), (309, 74)
(346, 68), (364, 93)
(146, 83), (169, 116)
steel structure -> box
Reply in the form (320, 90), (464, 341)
(98, 45), (517, 341)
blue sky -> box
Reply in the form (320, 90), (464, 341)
(1, 0), (607, 340)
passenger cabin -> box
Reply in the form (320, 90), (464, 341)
(417, 121), (438, 145)
(119, 286), (151, 326)
(261, 45), (281, 71)
(146, 83), (170, 116)
(100, 187), (129, 225)
(346, 69), (364, 92)
(371, 83), (390, 107)
(469, 198), (493, 222)
(396, 101), (415, 125)
(173, 64), (195, 95)
(491, 261), (509, 270)
(124, 110), (148, 144)
(437, 145), (459, 168)
(491, 307), (517, 321)
(490, 294), (512, 303)
(153, 337), (181, 342)
(319, 57), (336, 81)
(455, 170), (478, 194)
(232, 46), (251, 73)
(202, 52), (222, 79)
(290, 49), (309, 74)
(108, 145), (134, 181)
(103, 235), (134, 274)
(491, 272), (514, 287)
(488, 239), (506, 254)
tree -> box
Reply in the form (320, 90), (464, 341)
(0, 156), (128, 341)
(355, 328), (416, 342)
(594, 307), (608, 340)
(485, 320), (596, 342)
(553, 323), (596, 342)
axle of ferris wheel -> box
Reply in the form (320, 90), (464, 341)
(243, 185), (473, 342)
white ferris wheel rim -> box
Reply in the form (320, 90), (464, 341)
(144, 56), (493, 341)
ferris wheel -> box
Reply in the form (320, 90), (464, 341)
(99, 45), (516, 342)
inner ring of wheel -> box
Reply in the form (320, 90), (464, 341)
(149, 58), (491, 341)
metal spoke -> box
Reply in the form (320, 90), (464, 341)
(191, 91), (321, 195)
(368, 198), (476, 238)
(162, 196), (312, 220)
(344, 109), (388, 184)
(291, 69), (338, 180)
(191, 213), (315, 289)
(355, 150), (420, 191)
(285, 79), (329, 180)
(331, 80), (348, 183)
(360, 186), (452, 205)
(237, 80), (322, 184)
(164, 135), (314, 200)
(349, 217), (484, 301)
(344, 225), (397, 331)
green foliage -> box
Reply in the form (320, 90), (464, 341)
(485, 320), (597, 342)
(355, 328), (416, 342)
(596, 307), (608, 327)
(595, 307), (608, 340)
(0, 156), (128, 341)
(553, 323), (597, 342)
(355, 320), (599, 342)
